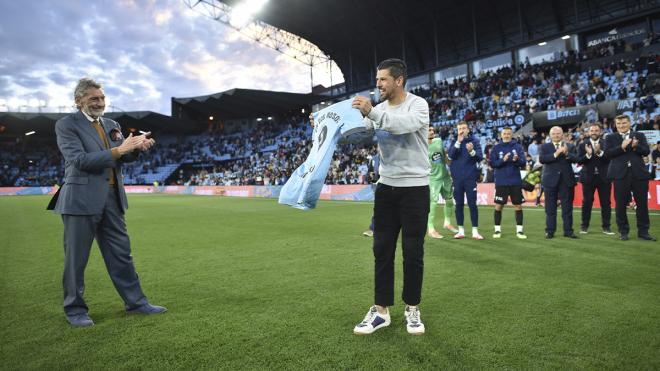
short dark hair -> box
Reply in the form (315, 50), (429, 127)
(377, 58), (407, 84)
(615, 114), (631, 122)
(590, 122), (602, 129)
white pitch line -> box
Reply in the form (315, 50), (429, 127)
(322, 200), (660, 216)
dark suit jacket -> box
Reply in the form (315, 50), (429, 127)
(49, 111), (138, 215)
(539, 142), (578, 188)
(604, 131), (652, 180)
(577, 139), (610, 184)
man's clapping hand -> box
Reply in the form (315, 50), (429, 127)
(117, 132), (155, 155)
(621, 137), (633, 150)
(136, 132), (155, 152)
(585, 143), (593, 155)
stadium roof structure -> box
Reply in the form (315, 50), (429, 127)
(0, 110), (201, 139)
(0, 87), (325, 138)
(171, 88), (325, 121)
(217, 0), (660, 93)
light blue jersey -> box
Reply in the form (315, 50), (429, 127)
(279, 99), (365, 210)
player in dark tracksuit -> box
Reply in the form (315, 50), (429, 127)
(448, 121), (484, 240)
(489, 126), (527, 239)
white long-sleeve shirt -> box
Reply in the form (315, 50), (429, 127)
(364, 92), (430, 187)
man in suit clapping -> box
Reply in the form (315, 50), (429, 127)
(604, 114), (656, 241)
(539, 126), (579, 239)
(577, 123), (614, 235)
(49, 77), (167, 327)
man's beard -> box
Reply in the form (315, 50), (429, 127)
(84, 106), (105, 118)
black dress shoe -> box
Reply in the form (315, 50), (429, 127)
(545, 233), (554, 239)
(126, 303), (167, 315)
(638, 234), (657, 241)
(564, 233), (578, 239)
(66, 313), (94, 327)
(620, 234), (629, 241)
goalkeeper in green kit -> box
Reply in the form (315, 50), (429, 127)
(427, 126), (458, 239)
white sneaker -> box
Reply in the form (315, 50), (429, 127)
(453, 232), (465, 239)
(492, 231), (501, 239)
(362, 230), (373, 237)
(404, 305), (425, 335)
(354, 306), (390, 335)
(472, 233), (485, 240)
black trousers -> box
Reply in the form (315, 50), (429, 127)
(373, 183), (429, 307)
(613, 170), (650, 236)
(581, 179), (612, 230)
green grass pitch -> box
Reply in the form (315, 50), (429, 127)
(1, 195), (659, 369)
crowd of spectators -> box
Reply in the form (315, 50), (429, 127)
(2, 46), (659, 187)
(413, 50), (658, 135)
(179, 130), (310, 186)
(0, 140), (62, 186)
(178, 116), (381, 186)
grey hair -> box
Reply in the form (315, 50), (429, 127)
(74, 77), (102, 102)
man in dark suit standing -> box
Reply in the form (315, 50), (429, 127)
(604, 114), (656, 241)
(577, 123), (614, 235)
(49, 77), (166, 327)
(539, 126), (579, 239)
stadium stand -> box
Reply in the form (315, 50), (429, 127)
(1, 47), (659, 187)
(2, 9), (660, 188)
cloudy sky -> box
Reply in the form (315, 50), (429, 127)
(0, 0), (343, 115)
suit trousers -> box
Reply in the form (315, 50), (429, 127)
(544, 184), (575, 235)
(62, 187), (147, 315)
(581, 179), (612, 230)
(613, 169), (650, 236)
(373, 184), (429, 307)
